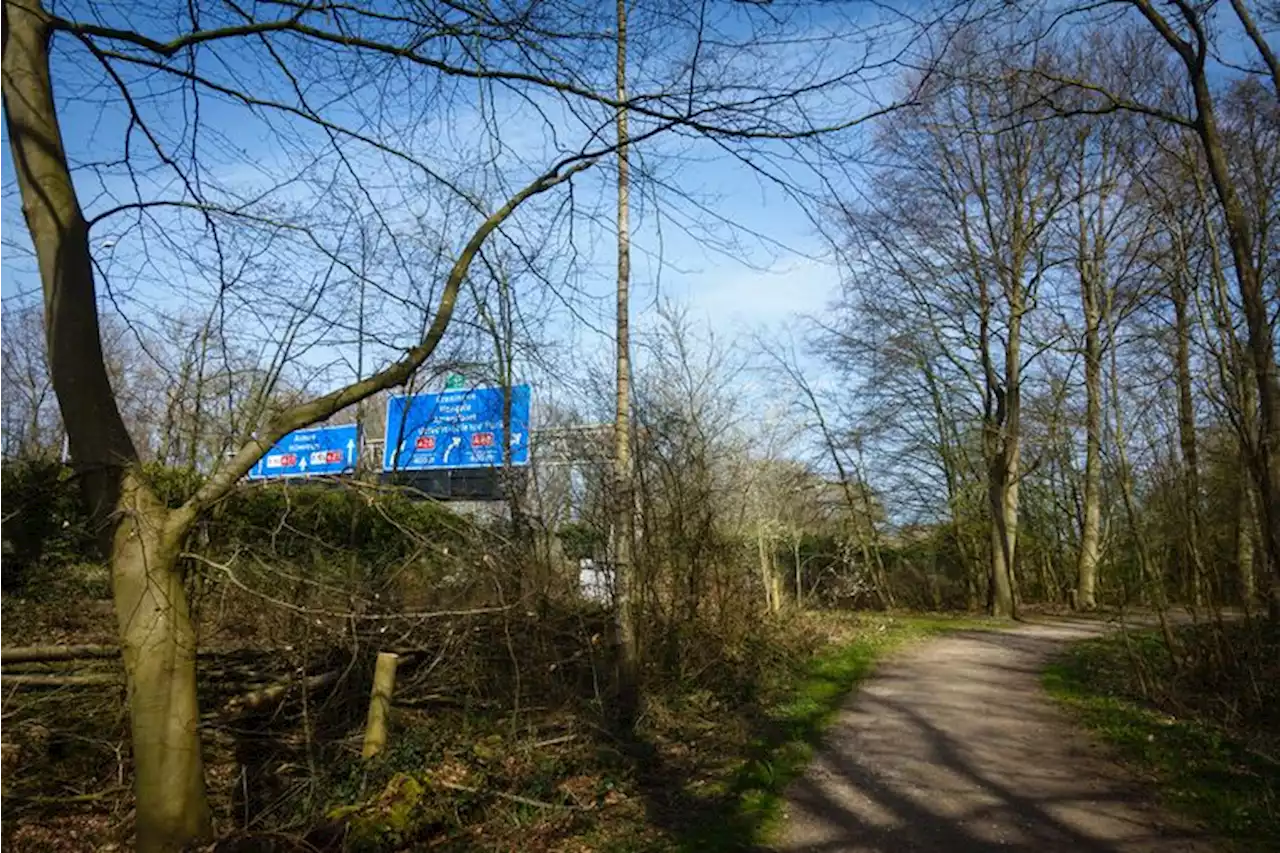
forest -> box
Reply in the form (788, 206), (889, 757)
(1, 0), (1277, 851)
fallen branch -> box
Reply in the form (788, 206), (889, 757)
(1, 673), (123, 687)
(1, 645), (296, 665)
(1, 645), (119, 664)
(223, 669), (342, 716)
(7, 786), (128, 805)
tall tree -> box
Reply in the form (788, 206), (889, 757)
(1027, 0), (1280, 616)
(612, 0), (640, 724)
(1061, 53), (1157, 608)
(835, 39), (1070, 616)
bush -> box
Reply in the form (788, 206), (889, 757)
(557, 521), (606, 561)
(1, 461), (474, 579)
(0, 459), (95, 597)
(205, 482), (468, 570)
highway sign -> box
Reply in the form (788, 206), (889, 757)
(248, 423), (360, 480)
(383, 385), (530, 471)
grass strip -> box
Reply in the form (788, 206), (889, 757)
(1044, 636), (1280, 852)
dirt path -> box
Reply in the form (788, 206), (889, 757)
(777, 618), (1216, 852)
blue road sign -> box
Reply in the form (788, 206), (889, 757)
(383, 385), (530, 471)
(248, 423), (360, 480)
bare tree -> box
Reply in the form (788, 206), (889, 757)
(1, 306), (62, 459)
(1055, 45), (1161, 608)
(1022, 0), (1280, 616)
(832, 35), (1072, 616)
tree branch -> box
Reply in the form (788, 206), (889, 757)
(178, 157), (594, 521)
(48, 5), (897, 142)
(1229, 0), (1280, 99)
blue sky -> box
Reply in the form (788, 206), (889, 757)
(4, 0), (1272, 485)
(0, 0), (902, 427)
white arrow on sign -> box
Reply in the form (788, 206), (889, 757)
(443, 436), (462, 464)
(512, 432), (523, 446)
(299, 457), (308, 471)
(347, 438), (355, 461)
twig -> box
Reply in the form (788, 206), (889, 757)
(7, 786), (128, 805)
(184, 551), (513, 620)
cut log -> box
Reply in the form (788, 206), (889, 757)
(361, 653), (399, 759)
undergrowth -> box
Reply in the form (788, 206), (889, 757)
(1, 465), (994, 853)
(279, 613), (988, 853)
(1044, 621), (1280, 852)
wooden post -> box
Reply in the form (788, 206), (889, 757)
(361, 652), (399, 759)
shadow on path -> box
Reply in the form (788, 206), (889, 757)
(774, 620), (1215, 853)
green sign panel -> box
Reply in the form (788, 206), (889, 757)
(444, 373), (466, 390)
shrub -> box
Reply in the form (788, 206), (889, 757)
(0, 459), (95, 596)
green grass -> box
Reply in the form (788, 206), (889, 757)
(677, 613), (997, 851)
(1044, 636), (1280, 852)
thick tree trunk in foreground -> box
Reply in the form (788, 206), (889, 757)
(3, 3), (212, 848)
(113, 481), (211, 849)
(5, 0), (589, 840)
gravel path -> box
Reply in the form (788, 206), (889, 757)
(776, 618), (1217, 852)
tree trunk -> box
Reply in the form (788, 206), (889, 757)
(1187, 66), (1280, 619)
(1171, 267), (1206, 606)
(3, 0), (135, 526)
(3, 3), (213, 848)
(1109, 335), (1180, 663)
(988, 459), (1016, 618)
(793, 538), (803, 608)
(113, 479), (211, 851)
(922, 360), (977, 609)
(1075, 218), (1103, 610)
(1239, 356), (1259, 607)
(1038, 551), (1054, 606)
(1238, 473), (1257, 608)
(966, 550), (981, 612)
(857, 472), (896, 609)
(612, 0), (639, 723)
(974, 219), (1019, 619)
(988, 281), (1022, 620)
(757, 525), (776, 613)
